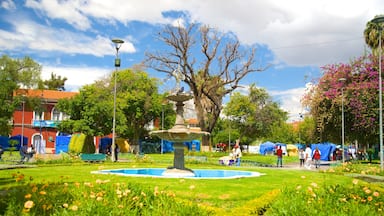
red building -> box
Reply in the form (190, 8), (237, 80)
(11, 89), (77, 154)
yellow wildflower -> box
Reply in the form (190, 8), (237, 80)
(70, 205), (78, 211)
(24, 194), (32, 199)
(24, 200), (34, 209)
(373, 191), (379, 197)
(352, 179), (358, 185)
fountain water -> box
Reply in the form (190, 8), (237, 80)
(150, 92), (209, 177)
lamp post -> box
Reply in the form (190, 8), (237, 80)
(161, 104), (164, 154)
(339, 78), (346, 163)
(21, 96), (25, 148)
(371, 15), (384, 170)
(298, 113), (303, 144)
(111, 38), (124, 162)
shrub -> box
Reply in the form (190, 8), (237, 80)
(68, 133), (95, 154)
(267, 179), (384, 215)
(1, 172), (213, 216)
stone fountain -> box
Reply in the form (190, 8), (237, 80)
(150, 92), (209, 177)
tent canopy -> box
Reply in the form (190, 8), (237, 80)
(259, 141), (275, 155)
(311, 142), (337, 161)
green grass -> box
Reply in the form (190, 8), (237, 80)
(0, 152), (383, 215)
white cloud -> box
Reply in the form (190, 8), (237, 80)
(42, 65), (111, 91)
(270, 86), (307, 122)
(0, 18), (135, 57)
(6, 0), (384, 66)
(1, 0), (16, 10)
(25, 0), (92, 30)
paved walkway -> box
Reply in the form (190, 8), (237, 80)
(264, 161), (339, 171)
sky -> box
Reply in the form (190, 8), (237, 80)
(0, 0), (383, 122)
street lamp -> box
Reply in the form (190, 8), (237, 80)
(161, 104), (165, 154)
(111, 38), (124, 162)
(298, 113), (303, 144)
(371, 15), (384, 170)
(339, 78), (346, 163)
(21, 96), (25, 148)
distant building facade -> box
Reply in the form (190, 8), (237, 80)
(11, 89), (77, 154)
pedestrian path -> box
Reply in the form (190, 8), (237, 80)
(0, 164), (37, 170)
(269, 161), (338, 171)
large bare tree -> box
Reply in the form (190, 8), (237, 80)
(145, 24), (266, 148)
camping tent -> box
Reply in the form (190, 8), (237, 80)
(10, 135), (28, 150)
(259, 141), (275, 155)
(311, 142), (337, 161)
(287, 144), (298, 156)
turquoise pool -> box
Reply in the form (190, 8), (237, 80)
(92, 168), (263, 179)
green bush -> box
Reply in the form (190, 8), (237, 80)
(68, 134), (95, 154)
(1, 172), (213, 216)
(267, 179), (384, 216)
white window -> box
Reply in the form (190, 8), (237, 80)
(33, 111), (44, 120)
(52, 108), (61, 121)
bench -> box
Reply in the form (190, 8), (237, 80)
(80, 153), (106, 162)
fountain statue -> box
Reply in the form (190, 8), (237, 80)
(150, 69), (209, 177)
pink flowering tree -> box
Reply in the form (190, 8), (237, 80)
(303, 55), (381, 145)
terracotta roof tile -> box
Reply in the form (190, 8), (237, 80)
(15, 89), (78, 100)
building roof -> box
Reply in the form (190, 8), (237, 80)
(15, 89), (78, 101)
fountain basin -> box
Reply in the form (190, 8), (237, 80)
(150, 129), (210, 142)
(91, 168), (264, 179)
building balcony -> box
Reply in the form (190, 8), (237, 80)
(32, 120), (59, 128)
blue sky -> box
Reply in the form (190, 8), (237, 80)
(0, 0), (383, 122)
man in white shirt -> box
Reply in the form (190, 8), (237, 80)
(304, 145), (312, 169)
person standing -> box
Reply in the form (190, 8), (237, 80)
(304, 145), (312, 169)
(312, 147), (321, 168)
(299, 148), (305, 167)
(232, 144), (242, 166)
(276, 146), (283, 167)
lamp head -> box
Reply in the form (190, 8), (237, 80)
(111, 38), (124, 50)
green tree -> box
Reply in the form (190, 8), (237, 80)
(39, 72), (68, 91)
(57, 69), (168, 146)
(302, 55), (379, 146)
(57, 83), (113, 136)
(364, 14), (384, 56)
(0, 55), (41, 135)
(145, 24), (268, 148)
(223, 84), (288, 142)
(297, 116), (317, 145)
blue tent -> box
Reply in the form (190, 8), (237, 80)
(0, 136), (9, 149)
(311, 142), (337, 161)
(10, 135), (28, 150)
(55, 136), (71, 154)
(259, 141), (275, 155)
(99, 137), (112, 153)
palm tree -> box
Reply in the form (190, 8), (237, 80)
(364, 15), (384, 56)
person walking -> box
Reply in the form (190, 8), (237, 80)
(312, 147), (321, 168)
(304, 145), (312, 169)
(299, 148), (305, 167)
(276, 146), (283, 167)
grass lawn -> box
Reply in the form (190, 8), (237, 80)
(0, 152), (383, 215)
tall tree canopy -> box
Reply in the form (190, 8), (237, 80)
(364, 14), (384, 56)
(145, 24), (266, 147)
(39, 72), (68, 91)
(302, 55), (380, 145)
(57, 69), (168, 145)
(0, 55), (41, 135)
(223, 84), (288, 142)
